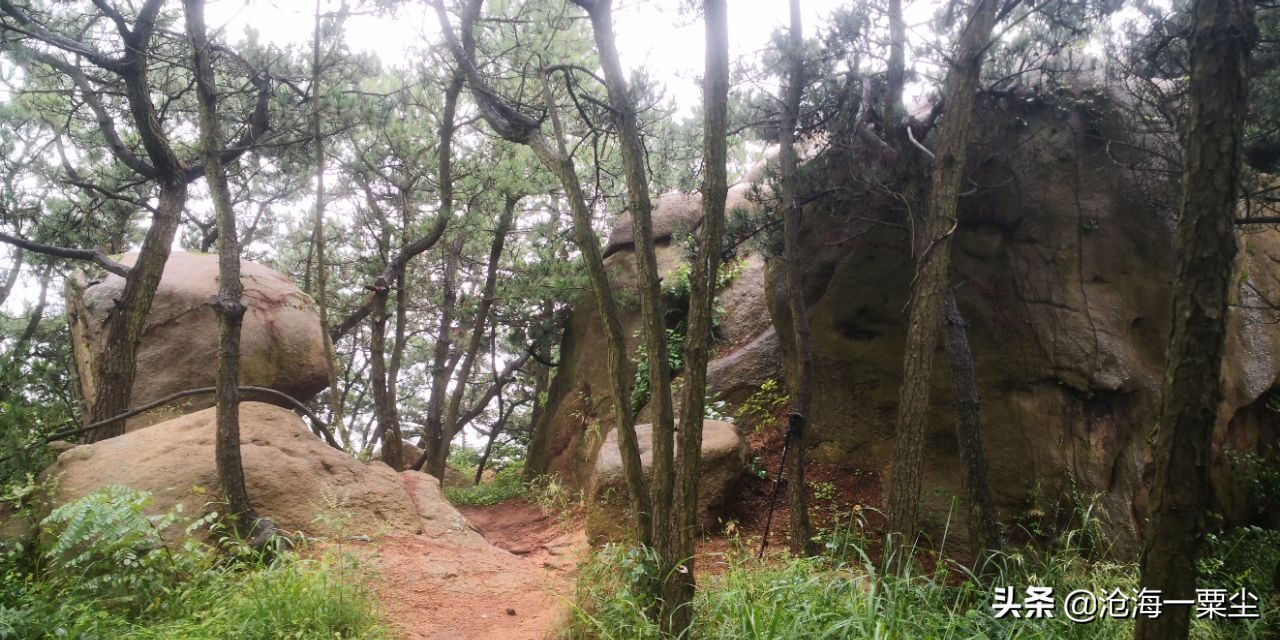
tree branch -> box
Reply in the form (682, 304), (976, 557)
(0, 231), (131, 276)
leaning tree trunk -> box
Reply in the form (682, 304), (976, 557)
(184, 0), (259, 532)
(778, 0), (817, 559)
(434, 196), (516, 477)
(941, 289), (1000, 561)
(576, 0), (677, 568)
(884, 0), (998, 565)
(430, 0), (652, 548)
(1136, 1), (1255, 639)
(85, 193), (186, 439)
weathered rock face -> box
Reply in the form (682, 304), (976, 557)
(530, 94), (1280, 555)
(42, 402), (485, 545)
(525, 186), (780, 486)
(68, 251), (329, 430)
(586, 420), (747, 543)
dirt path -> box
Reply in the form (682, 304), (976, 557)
(363, 499), (584, 640)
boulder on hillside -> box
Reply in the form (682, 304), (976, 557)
(530, 92), (1280, 556)
(68, 252), (329, 430)
(586, 420), (746, 543)
(604, 192), (704, 257)
(39, 402), (485, 546)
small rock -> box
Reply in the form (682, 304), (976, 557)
(506, 608), (517, 616)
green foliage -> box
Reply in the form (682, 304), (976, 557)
(0, 487), (386, 639)
(734, 379), (788, 432)
(444, 463), (527, 506)
(703, 397), (732, 423)
(443, 464), (583, 517)
(629, 328), (686, 410)
(568, 524), (1275, 640)
(568, 544), (663, 640)
(1199, 525), (1280, 606)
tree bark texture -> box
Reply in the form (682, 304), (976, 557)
(778, 0), (817, 559)
(1136, 1), (1254, 638)
(941, 289), (1000, 560)
(184, 0), (258, 530)
(885, 0), (997, 560)
(661, 0), (731, 633)
(86, 0), (188, 439)
(577, 0), (678, 565)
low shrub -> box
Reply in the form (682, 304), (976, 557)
(568, 522), (1276, 640)
(0, 486), (386, 639)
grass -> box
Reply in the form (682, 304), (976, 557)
(0, 485), (387, 639)
(443, 463), (583, 516)
(566, 511), (1277, 640)
(444, 463), (527, 506)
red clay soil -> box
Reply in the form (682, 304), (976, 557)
(361, 499), (585, 640)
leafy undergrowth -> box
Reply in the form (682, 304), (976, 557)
(445, 463), (584, 516)
(0, 485), (387, 640)
(567, 519), (1277, 640)
(444, 464), (528, 506)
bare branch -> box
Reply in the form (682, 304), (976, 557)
(0, 231), (131, 276)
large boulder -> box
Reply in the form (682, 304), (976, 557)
(604, 192), (703, 257)
(41, 402), (484, 545)
(67, 252), (329, 430)
(529, 92), (1280, 555)
(760, 94), (1280, 554)
(586, 420), (747, 543)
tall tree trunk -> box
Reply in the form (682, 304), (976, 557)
(372, 292), (401, 467)
(87, 11), (190, 436)
(1136, 1), (1254, 638)
(184, 0), (258, 532)
(522, 199), (563, 482)
(433, 195), (517, 477)
(372, 224), (402, 469)
(941, 289), (1000, 561)
(311, 0), (347, 449)
(885, 0), (997, 564)
(778, 0), (817, 559)
(576, 0), (677, 563)
(422, 234), (464, 477)
(431, 0), (652, 549)
(664, 0), (731, 633)
(884, 0), (906, 126)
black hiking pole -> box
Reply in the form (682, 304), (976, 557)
(759, 412), (802, 559)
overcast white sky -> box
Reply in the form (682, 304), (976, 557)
(206, 0), (868, 114)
